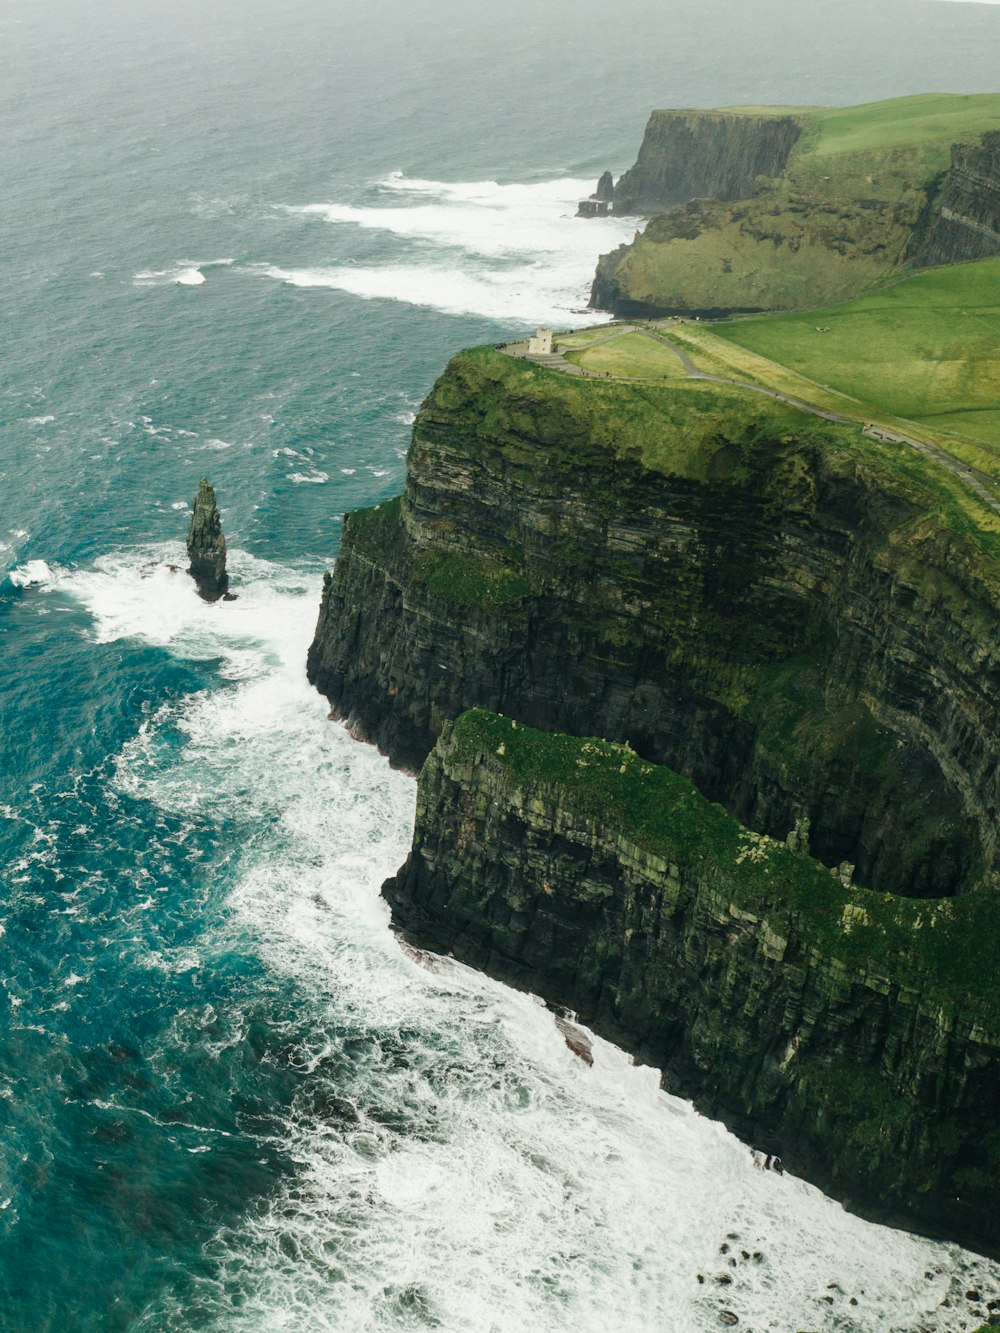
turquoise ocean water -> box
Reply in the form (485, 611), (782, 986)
(4, 2), (1000, 1328)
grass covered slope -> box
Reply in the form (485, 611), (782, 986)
(795, 92), (1000, 170)
(713, 257), (1000, 448)
(562, 330), (686, 379)
(593, 93), (1000, 317)
(426, 345), (855, 484)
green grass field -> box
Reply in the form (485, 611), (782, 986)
(713, 258), (1000, 450)
(563, 331), (686, 379)
(714, 92), (1000, 167)
(554, 326), (623, 349)
(804, 92), (1000, 162)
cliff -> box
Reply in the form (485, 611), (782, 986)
(591, 94), (1000, 317)
(308, 347), (1000, 902)
(383, 710), (1000, 1256)
(909, 131), (1000, 268)
(308, 337), (1000, 1250)
(611, 110), (803, 215)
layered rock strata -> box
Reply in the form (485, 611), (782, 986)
(910, 131), (1000, 268)
(187, 478), (229, 601)
(384, 711), (1000, 1256)
(610, 110), (803, 215)
(308, 347), (1000, 901)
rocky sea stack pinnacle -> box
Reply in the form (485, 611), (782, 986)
(186, 478), (229, 602)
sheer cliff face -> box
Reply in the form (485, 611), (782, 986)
(611, 110), (803, 215)
(384, 713), (1000, 1257)
(910, 131), (1000, 267)
(307, 349), (1000, 901)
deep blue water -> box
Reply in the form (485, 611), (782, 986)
(3, 2), (1000, 1328)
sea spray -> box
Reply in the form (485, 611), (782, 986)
(14, 546), (994, 1333)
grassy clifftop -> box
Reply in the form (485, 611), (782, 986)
(594, 93), (1000, 317)
(784, 92), (1000, 170)
(421, 344), (852, 483)
(713, 257), (1000, 449)
(435, 345), (1000, 559)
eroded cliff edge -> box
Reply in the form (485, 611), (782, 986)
(307, 346), (1000, 1251)
(384, 711), (1000, 1255)
(910, 130), (1000, 268)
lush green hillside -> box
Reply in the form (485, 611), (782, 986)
(715, 92), (1000, 167)
(800, 92), (1000, 164)
(592, 94), (1000, 318)
(714, 257), (1000, 448)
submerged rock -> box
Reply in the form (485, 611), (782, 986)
(186, 478), (229, 601)
(554, 1014), (594, 1066)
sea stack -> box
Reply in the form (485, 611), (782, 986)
(186, 478), (229, 601)
(576, 170), (615, 217)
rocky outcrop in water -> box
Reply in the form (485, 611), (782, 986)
(577, 171), (616, 218)
(186, 478), (228, 601)
(909, 131), (1000, 268)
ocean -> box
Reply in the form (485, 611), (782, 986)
(3, 1), (1000, 1328)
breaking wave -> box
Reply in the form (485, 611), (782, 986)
(19, 545), (997, 1332)
(260, 173), (640, 325)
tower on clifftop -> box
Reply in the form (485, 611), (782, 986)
(528, 327), (553, 355)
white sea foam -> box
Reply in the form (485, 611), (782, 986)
(0, 529), (30, 576)
(27, 415), (55, 425)
(50, 546), (1000, 1332)
(263, 173), (640, 326)
(257, 260), (607, 326)
(133, 258), (234, 288)
(8, 559), (55, 588)
(283, 175), (632, 261)
(286, 470), (329, 485)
